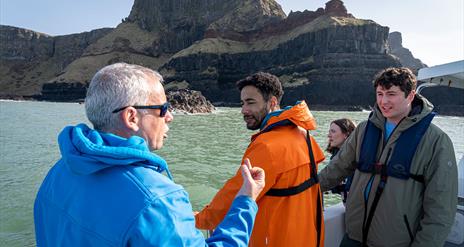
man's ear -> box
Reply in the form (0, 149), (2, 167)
(269, 96), (279, 111)
(120, 107), (140, 132)
(407, 90), (416, 103)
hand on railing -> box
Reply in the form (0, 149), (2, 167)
(236, 158), (265, 201)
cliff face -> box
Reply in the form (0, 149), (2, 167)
(126, 0), (286, 53)
(0, 25), (112, 98)
(388, 31), (426, 71)
(6, 0), (286, 101)
(386, 31), (463, 114)
(0, 26), (54, 60)
(1, 0), (461, 113)
(162, 7), (399, 106)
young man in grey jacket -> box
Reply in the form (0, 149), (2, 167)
(318, 67), (457, 247)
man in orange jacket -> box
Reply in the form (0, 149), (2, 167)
(195, 72), (326, 247)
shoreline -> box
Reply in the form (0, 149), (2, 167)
(1, 97), (463, 117)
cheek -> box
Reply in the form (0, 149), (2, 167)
(155, 121), (164, 135)
(334, 133), (345, 142)
(377, 96), (385, 105)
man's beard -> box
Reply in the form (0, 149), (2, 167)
(245, 105), (269, 130)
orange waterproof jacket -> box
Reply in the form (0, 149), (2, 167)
(196, 101), (325, 247)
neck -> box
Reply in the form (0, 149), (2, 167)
(112, 128), (132, 139)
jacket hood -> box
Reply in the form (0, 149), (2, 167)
(58, 124), (171, 178)
(371, 94), (434, 129)
(259, 101), (317, 131)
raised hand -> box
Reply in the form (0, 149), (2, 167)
(236, 158), (265, 201)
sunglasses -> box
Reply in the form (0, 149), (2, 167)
(112, 102), (170, 117)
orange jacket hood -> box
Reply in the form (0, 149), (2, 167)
(253, 101), (317, 141)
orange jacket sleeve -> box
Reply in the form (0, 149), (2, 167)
(195, 143), (278, 230)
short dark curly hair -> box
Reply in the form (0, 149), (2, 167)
(236, 72), (284, 103)
(373, 67), (416, 97)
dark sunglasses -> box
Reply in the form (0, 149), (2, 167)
(112, 102), (170, 117)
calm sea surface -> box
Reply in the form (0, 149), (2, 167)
(1, 101), (463, 246)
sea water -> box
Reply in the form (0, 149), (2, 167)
(0, 100), (463, 246)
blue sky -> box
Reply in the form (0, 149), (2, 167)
(1, 0), (463, 66)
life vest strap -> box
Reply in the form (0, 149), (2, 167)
(409, 174), (425, 183)
(266, 130), (319, 196)
(362, 165), (388, 246)
(359, 163), (425, 184)
(266, 177), (318, 196)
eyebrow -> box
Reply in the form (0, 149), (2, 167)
(377, 89), (398, 93)
(241, 98), (257, 102)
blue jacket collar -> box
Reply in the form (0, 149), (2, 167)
(58, 124), (172, 179)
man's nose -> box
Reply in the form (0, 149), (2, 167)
(165, 111), (174, 123)
(241, 105), (249, 115)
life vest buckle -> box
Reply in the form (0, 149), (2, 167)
(374, 162), (383, 174)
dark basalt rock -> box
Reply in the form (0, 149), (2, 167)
(127, 0), (285, 52)
(1, 0), (461, 115)
(40, 81), (88, 102)
(388, 31), (427, 71)
(387, 31), (463, 116)
(167, 89), (215, 114)
(163, 16), (400, 108)
(0, 25), (112, 98)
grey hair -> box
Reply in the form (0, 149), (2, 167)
(85, 63), (163, 131)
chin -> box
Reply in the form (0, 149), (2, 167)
(247, 125), (260, 131)
(149, 143), (162, 151)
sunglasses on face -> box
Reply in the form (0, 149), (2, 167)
(112, 102), (170, 117)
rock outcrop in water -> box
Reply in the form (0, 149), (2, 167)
(167, 89), (215, 114)
(1, 0), (462, 115)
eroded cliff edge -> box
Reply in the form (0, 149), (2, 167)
(1, 0), (462, 114)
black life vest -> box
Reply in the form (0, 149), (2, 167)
(357, 112), (435, 181)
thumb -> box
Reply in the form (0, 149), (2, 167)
(244, 158), (252, 171)
(240, 163), (253, 182)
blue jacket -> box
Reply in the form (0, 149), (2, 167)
(34, 124), (257, 246)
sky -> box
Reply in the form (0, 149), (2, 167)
(1, 0), (463, 67)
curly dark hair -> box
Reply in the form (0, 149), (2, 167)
(373, 67), (417, 97)
(236, 72), (284, 103)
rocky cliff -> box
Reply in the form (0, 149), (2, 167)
(162, 0), (400, 106)
(388, 31), (426, 71)
(14, 0), (286, 101)
(127, 0), (285, 50)
(0, 25), (112, 99)
(386, 31), (463, 115)
(1, 0), (461, 114)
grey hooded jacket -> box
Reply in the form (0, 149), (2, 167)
(319, 94), (457, 247)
